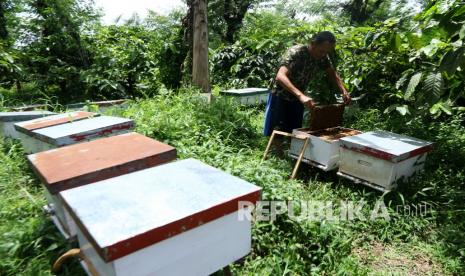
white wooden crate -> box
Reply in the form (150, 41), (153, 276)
(0, 111), (55, 139)
(16, 115), (134, 153)
(289, 127), (361, 171)
(220, 88), (270, 105)
(60, 159), (261, 276)
(338, 130), (433, 191)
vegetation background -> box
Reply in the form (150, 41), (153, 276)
(0, 0), (464, 275)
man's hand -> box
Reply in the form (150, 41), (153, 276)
(299, 95), (316, 109)
(342, 92), (351, 105)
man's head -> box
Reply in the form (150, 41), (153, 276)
(309, 31), (336, 59)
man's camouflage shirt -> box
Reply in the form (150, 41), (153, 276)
(272, 44), (332, 102)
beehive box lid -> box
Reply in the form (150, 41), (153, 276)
(340, 130), (433, 163)
(28, 116), (134, 146)
(220, 88), (270, 96)
(309, 104), (345, 131)
(14, 111), (99, 133)
(28, 132), (176, 194)
(0, 111), (56, 122)
(66, 99), (127, 110)
(60, 158), (261, 262)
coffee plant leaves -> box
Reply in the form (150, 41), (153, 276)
(404, 72), (423, 101)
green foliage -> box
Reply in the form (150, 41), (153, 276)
(82, 25), (161, 99)
(0, 139), (84, 276)
(3, 92), (465, 274)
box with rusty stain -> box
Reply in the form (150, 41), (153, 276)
(337, 130), (433, 191)
(220, 88), (270, 105)
(14, 111), (99, 134)
(60, 158), (261, 276)
(0, 111), (56, 139)
(14, 111), (99, 153)
(289, 104), (362, 171)
(27, 132), (177, 238)
(16, 115), (134, 153)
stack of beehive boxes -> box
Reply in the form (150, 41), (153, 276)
(1, 109), (261, 276)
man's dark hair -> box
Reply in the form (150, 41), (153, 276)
(312, 31), (336, 44)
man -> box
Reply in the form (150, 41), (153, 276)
(264, 31), (351, 137)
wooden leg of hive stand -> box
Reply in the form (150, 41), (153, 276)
(290, 137), (309, 179)
(262, 130), (277, 160)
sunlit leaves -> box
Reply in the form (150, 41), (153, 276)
(404, 72), (422, 101)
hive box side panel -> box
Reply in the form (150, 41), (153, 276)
(0, 122), (18, 138)
(18, 131), (55, 154)
(112, 211), (251, 276)
(339, 147), (395, 189)
(78, 227), (117, 276)
(391, 153), (427, 189)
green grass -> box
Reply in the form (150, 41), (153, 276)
(1, 90), (464, 275)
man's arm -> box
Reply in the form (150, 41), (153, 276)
(325, 66), (351, 105)
(275, 66), (316, 109)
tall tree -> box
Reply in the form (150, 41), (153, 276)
(27, 0), (97, 102)
(209, 0), (258, 44)
(0, 0), (8, 40)
(192, 0), (210, 93)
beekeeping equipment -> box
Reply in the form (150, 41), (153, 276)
(0, 111), (56, 139)
(15, 111), (98, 134)
(15, 115), (133, 153)
(66, 99), (128, 113)
(337, 130), (433, 191)
(289, 104), (362, 171)
(28, 132), (177, 239)
(220, 88), (270, 105)
(59, 158), (261, 276)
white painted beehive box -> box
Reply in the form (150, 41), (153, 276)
(337, 130), (433, 191)
(288, 104), (362, 171)
(0, 111), (56, 139)
(27, 132), (177, 239)
(14, 111), (99, 153)
(59, 158), (261, 276)
(66, 99), (128, 113)
(220, 88), (270, 105)
(289, 127), (362, 171)
(15, 113), (134, 153)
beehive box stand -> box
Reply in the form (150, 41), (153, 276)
(289, 104), (362, 171)
(220, 88), (270, 105)
(338, 130), (433, 191)
(60, 159), (261, 276)
(28, 132), (177, 239)
(16, 115), (134, 153)
(0, 111), (56, 139)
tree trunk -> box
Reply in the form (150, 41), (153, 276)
(0, 1), (8, 40)
(15, 80), (21, 92)
(192, 0), (210, 94)
(182, 0), (194, 79)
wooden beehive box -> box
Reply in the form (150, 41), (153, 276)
(16, 114), (133, 153)
(220, 88), (270, 105)
(0, 111), (56, 139)
(59, 158), (261, 276)
(289, 104), (362, 171)
(337, 130), (433, 191)
(66, 99), (128, 113)
(27, 132), (177, 238)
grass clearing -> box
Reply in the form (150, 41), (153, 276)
(1, 91), (464, 275)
